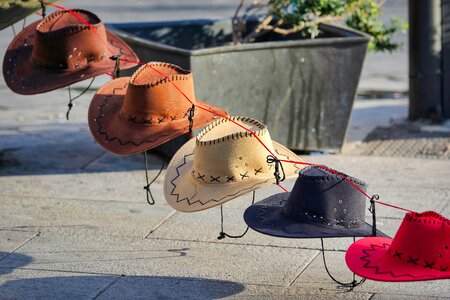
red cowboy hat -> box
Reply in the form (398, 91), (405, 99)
(345, 211), (450, 282)
(3, 9), (138, 95)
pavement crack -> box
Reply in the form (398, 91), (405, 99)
(145, 210), (177, 238)
(81, 151), (107, 170)
(92, 274), (125, 300)
(287, 251), (320, 287)
(145, 236), (345, 252)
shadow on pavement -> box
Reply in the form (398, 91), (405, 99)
(0, 124), (182, 176)
(0, 275), (246, 299)
(0, 252), (33, 275)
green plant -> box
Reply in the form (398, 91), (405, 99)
(232, 0), (408, 52)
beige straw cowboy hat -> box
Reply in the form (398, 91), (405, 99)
(164, 116), (305, 212)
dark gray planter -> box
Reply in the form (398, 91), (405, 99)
(108, 18), (369, 153)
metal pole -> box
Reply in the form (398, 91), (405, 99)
(443, 0), (450, 118)
(408, 0), (443, 121)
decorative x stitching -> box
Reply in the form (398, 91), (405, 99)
(210, 176), (220, 183)
(128, 116), (137, 123)
(226, 176), (236, 182)
(240, 172), (249, 180)
(196, 173), (205, 182)
(170, 115), (177, 121)
(440, 266), (448, 272)
(158, 117), (165, 123)
(254, 167), (263, 175)
(424, 261), (435, 269)
(394, 251), (402, 259)
(406, 256), (419, 265)
(143, 118), (152, 124)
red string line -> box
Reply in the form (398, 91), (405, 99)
(279, 159), (412, 212)
(41, 2), (414, 213)
(42, 1), (115, 55)
(276, 184), (288, 193)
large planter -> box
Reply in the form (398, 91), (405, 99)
(108, 18), (369, 153)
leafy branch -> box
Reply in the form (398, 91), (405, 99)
(232, 0), (408, 52)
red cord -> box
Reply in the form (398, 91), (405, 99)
(39, 2), (414, 213)
(42, 1), (115, 55)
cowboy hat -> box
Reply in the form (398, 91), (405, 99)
(3, 8), (138, 94)
(244, 166), (387, 238)
(88, 62), (228, 155)
(345, 211), (450, 282)
(0, 0), (60, 31)
(164, 116), (304, 212)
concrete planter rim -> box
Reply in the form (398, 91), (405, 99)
(107, 19), (371, 57)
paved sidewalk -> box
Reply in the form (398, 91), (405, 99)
(1, 1), (449, 299)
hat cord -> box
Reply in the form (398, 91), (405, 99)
(10, 16), (27, 37)
(369, 194), (379, 237)
(320, 238), (366, 290)
(143, 150), (166, 206)
(187, 104), (196, 136)
(66, 77), (95, 120)
(39, 0), (47, 18)
(217, 190), (255, 240)
(109, 51), (123, 79)
(266, 155), (286, 185)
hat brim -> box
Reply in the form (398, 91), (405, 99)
(0, 1), (60, 31)
(3, 19), (139, 95)
(244, 193), (388, 238)
(88, 77), (228, 155)
(345, 236), (450, 282)
(164, 138), (303, 212)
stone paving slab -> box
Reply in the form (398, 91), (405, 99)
(0, 127), (103, 176)
(292, 251), (450, 298)
(0, 88), (89, 125)
(83, 151), (163, 172)
(0, 170), (163, 203)
(0, 195), (173, 238)
(0, 268), (120, 300)
(0, 233), (319, 286)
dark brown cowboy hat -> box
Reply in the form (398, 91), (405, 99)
(3, 8), (139, 95)
(88, 62), (229, 155)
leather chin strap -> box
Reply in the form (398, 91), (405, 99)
(217, 190), (255, 240)
(321, 237), (366, 290)
(143, 150), (166, 206)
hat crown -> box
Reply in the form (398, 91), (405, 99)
(283, 166), (367, 228)
(192, 117), (277, 185)
(31, 9), (109, 70)
(387, 211), (450, 273)
(120, 63), (195, 125)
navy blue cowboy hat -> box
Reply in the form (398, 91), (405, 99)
(244, 166), (387, 238)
